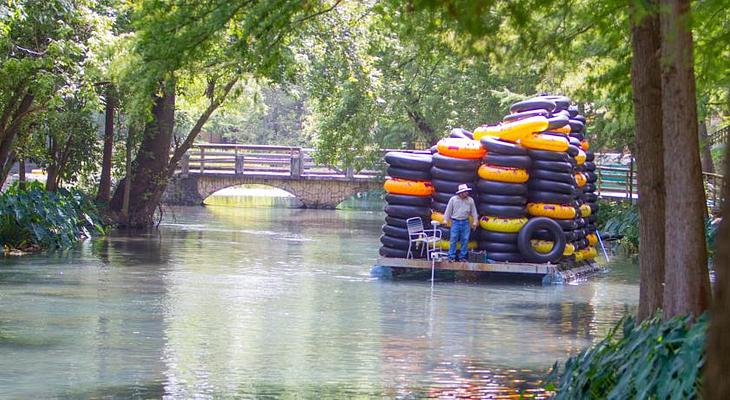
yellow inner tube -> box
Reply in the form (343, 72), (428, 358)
(479, 216), (528, 233)
(477, 164), (529, 183)
(531, 240), (574, 256)
(586, 233), (598, 245)
(574, 172), (587, 188)
(575, 149), (587, 165)
(384, 178), (434, 196)
(547, 125), (571, 134)
(527, 203), (577, 220)
(575, 246), (598, 261)
(437, 240), (477, 251)
(586, 246), (598, 259)
(432, 212), (473, 227)
(580, 203), (592, 217)
(580, 140), (590, 151)
(437, 138), (486, 159)
(519, 133), (569, 152)
(473, 116), (549, 142)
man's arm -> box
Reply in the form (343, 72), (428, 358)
(443, 197), (454, 225)
(469, 197), (478, 229)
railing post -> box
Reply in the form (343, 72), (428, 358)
(199, 147), (205, 174)
(346, 166), (354, 179)
(181, 153), (190, 177)
(628, 157), (634, 200)
(290, 149), (302, 178)
(235, 154), (245, 175)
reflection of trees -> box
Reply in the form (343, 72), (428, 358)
(158, 206), (387, 396)
(0, 233), (174, 398)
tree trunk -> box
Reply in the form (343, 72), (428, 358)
(97, 87), (115, 202)
(0, 152), (16, 189)
(630, 0), (666, 321)
(659, 0), (711, 318)
(109, 80), (176, 227)
(0, 93), (34, 184)
(45, 136), (59, 192)
(121, 125), (136, 224)
(18, 158), (25, 190)
(705, 112), (730, 399)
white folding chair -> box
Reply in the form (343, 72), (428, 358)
(406, 217), (441, 260)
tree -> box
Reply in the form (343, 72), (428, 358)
(106, 0), (341, 227)
(629, 0), (665, 321)
(0, 0), (107, 187)
(659, 0), (711, 318)
(295, 1), (541, 169)
(96, 85), (116, 202)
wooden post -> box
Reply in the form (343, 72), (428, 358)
(199, 147), (205, 174)
(290, 150), (302, 178)
(346, 166), (354, 179)
(628, 157), (635, 200)
(181, 153), (190, 177)
(18, 158), (25, 190)
(235, 154), (245, 175)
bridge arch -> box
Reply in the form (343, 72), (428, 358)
(164, 174), (381, 209)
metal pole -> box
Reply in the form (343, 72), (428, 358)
(596, 229), (610, 263)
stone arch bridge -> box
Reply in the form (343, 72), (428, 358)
(163, 144), (382, 208)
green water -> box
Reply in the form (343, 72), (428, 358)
(0, 206), (639, 399)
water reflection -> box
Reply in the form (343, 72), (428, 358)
(0, 206), (638, 398)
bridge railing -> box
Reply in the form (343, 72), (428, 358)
(709, 125), (729, 146)
(176, 144), (385, 179)
(595, 163), (724, 210)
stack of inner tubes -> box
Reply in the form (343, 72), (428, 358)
(380, 151), (434, 258)
(430, 133), (483, 249)
(505, 95), (575, 263)
(582, 150), (599, 252)
(476, 137), (530, 262)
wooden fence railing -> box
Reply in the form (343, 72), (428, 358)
(176, 144), (395, 179)
(709, 125), (730, 146)
(595, 161), (724, 209)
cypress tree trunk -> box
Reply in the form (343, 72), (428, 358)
(630, 0), (665, 321)
(97, 87), (115, 202)
(109, 80), (176, 227)
(705, 116), (730, 399)
(659, 0), (710, 318)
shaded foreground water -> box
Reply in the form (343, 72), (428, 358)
(0, 206), (639, 399)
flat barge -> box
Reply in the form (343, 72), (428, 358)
(371, 257), (604, 284)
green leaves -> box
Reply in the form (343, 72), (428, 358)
(545, 313), (707, 399)
(0, 181), (105, 250)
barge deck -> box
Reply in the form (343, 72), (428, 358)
(372, 257), (604, 284)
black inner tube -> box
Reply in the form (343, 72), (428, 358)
(517, 217), (566, 263)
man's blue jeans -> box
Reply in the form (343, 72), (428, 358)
(448, 219), (471, 260)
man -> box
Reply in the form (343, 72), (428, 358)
(443, 183), (478, 262)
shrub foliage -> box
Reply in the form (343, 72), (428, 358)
(0, 182), (105, 250)
(545, 313), (707, 399)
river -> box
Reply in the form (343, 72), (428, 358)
(0, 204), (639, 399)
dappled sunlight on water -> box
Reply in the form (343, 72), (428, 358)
(0, 206), (638, 398)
